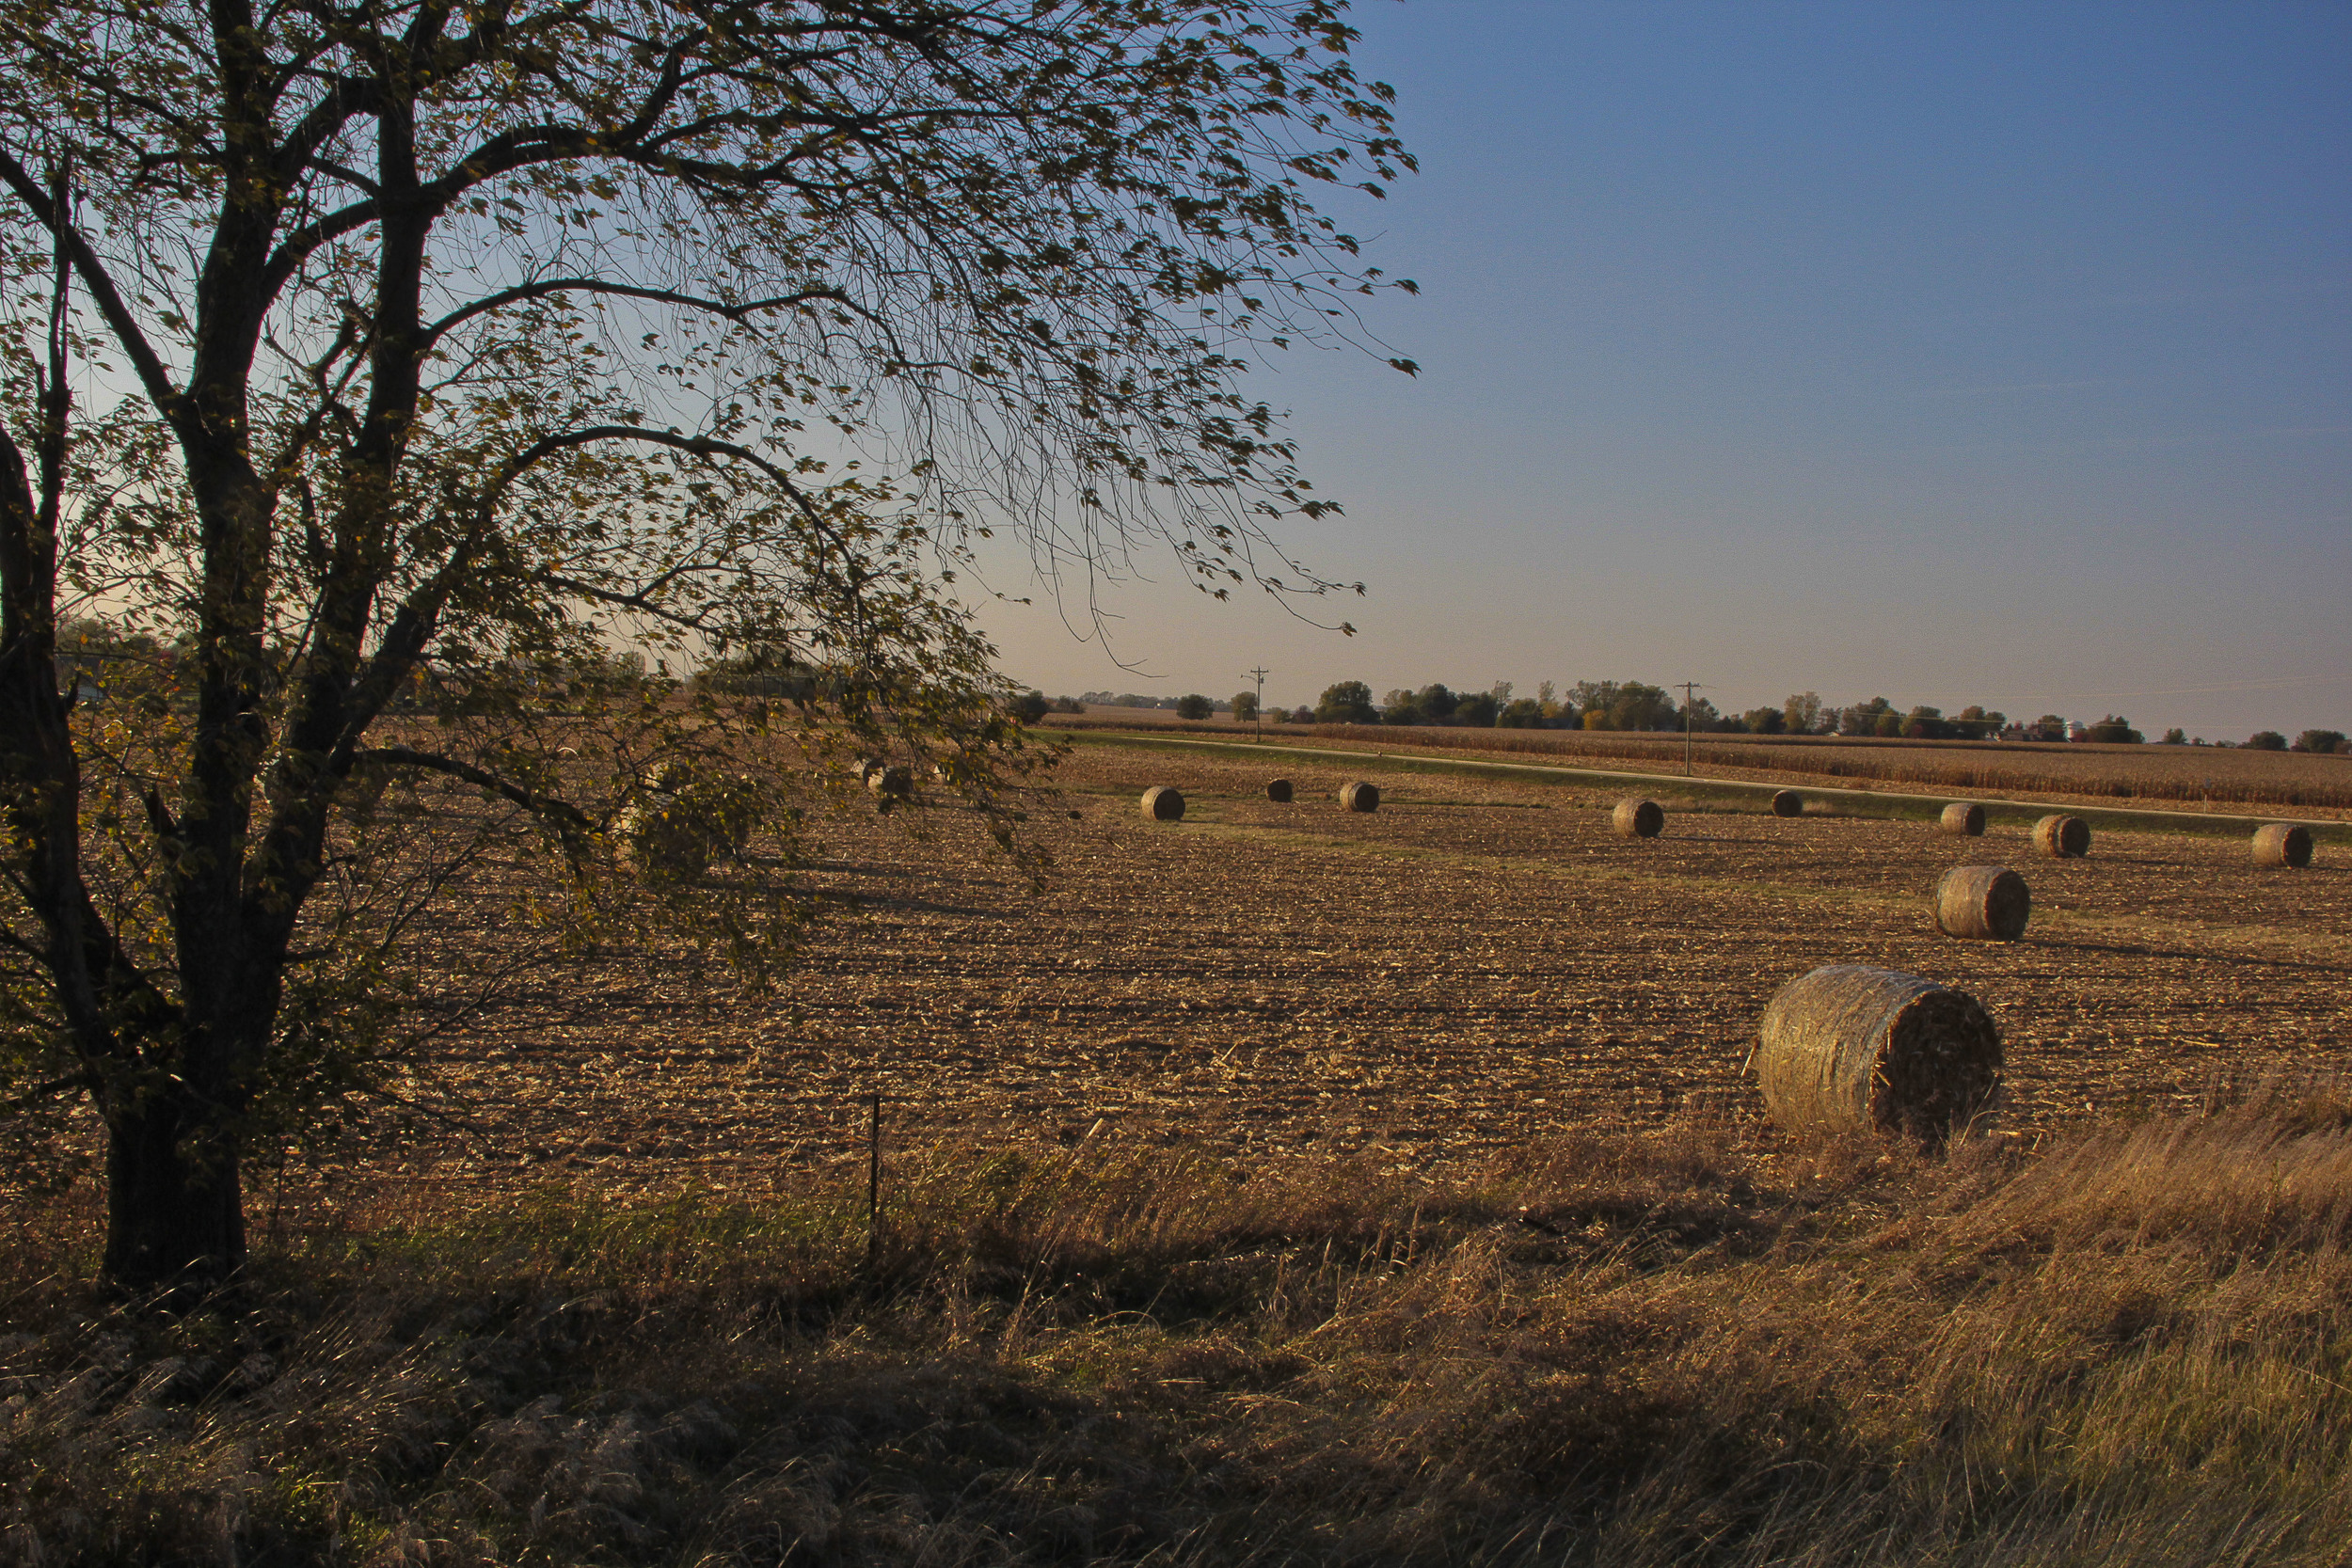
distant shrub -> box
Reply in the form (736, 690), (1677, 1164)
(1009, 689), (1051, 721)
(1315, 682), (1377, 724)
(2293, 729), (2345, 755)
(1605, 682), (1677, 731)
(1840, 697), (1895, 736)
(1176, 692), (1214, 721)
(1902, 705), (1951, 740)
(2248, 731), (2289, 752)
(2086, 715), (2143, 744)
(1453, 690), (1501, 726)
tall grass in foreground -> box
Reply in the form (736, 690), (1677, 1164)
(6, 1101), (2352, 1565)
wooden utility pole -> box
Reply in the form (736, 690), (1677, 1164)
(1677, 680), (1704, 776)
(1248, 665), (1270, 742)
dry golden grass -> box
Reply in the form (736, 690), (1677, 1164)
(6, 1095), (2352, 1565)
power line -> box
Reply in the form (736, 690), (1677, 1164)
(1677, 680), (1708, 776)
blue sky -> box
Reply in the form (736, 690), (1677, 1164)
(976, 0), (2351, 739)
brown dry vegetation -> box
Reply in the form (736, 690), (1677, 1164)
(8, 741), (2352, 1563)
(8, 1105), (2352, 1564)
(1049, 709), (2352, 816)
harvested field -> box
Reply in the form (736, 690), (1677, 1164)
(1048, 708), (2352, 815)
(14, 739), (2352, 1568)
(227, 739), (2352, 1216)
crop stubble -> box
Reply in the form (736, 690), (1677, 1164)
(1050, 708), (2352, 816)
(321, 745), (2352, 1209)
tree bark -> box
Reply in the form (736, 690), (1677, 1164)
(101, 1084), (246, 1290)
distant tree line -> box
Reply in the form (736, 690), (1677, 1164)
(1281, 682), (2031, 739)
(1006, 672), (2348, 752)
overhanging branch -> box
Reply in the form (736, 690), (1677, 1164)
(0, 146), (183, 429)
(423, 280), (872, 348)
(351, 746), (593, 850)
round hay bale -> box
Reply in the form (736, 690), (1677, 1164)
(2252, 822), (2313, 868)
(1613, 798), (1663, 839)
(1264, 778), (1295, 803)
(1340, 781), (1380, 813)
(615, 801), (713, 881)
(1140, 784), (1185, 822)
(1756, 964), (2003, 1141)
(1770, 789), (1804, 818)
(866, 765), (913, 801)
(1939, 801), (1987, 837)
(676, 771), (759, 855)
(2032, 814), (2090, 858)
(1934, 865), (2030, 942)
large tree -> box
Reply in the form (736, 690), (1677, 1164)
(0, 0), (1411, 1290)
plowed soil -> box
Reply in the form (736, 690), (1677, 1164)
(308, 741), (2352, 1212)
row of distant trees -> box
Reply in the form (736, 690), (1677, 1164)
(1020, 674), (2348, 754)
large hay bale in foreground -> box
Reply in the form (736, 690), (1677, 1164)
(1935, 865), (2030, 942)
(2033, 814), (2090, 859)
(1756, 964), (2003, 1141)
(1771, 790), (1804, 818)
(1613, 798), (1663, 839)
(1341, 781), (1380, 813)
(1140, 784), (1185, 822)
(2252, 823), (2313, 868)
(1264, 778), (1295, 803)
(1940, 801), (1986, 837)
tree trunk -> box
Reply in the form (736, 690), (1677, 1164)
(102, 1085), (246, 1291)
